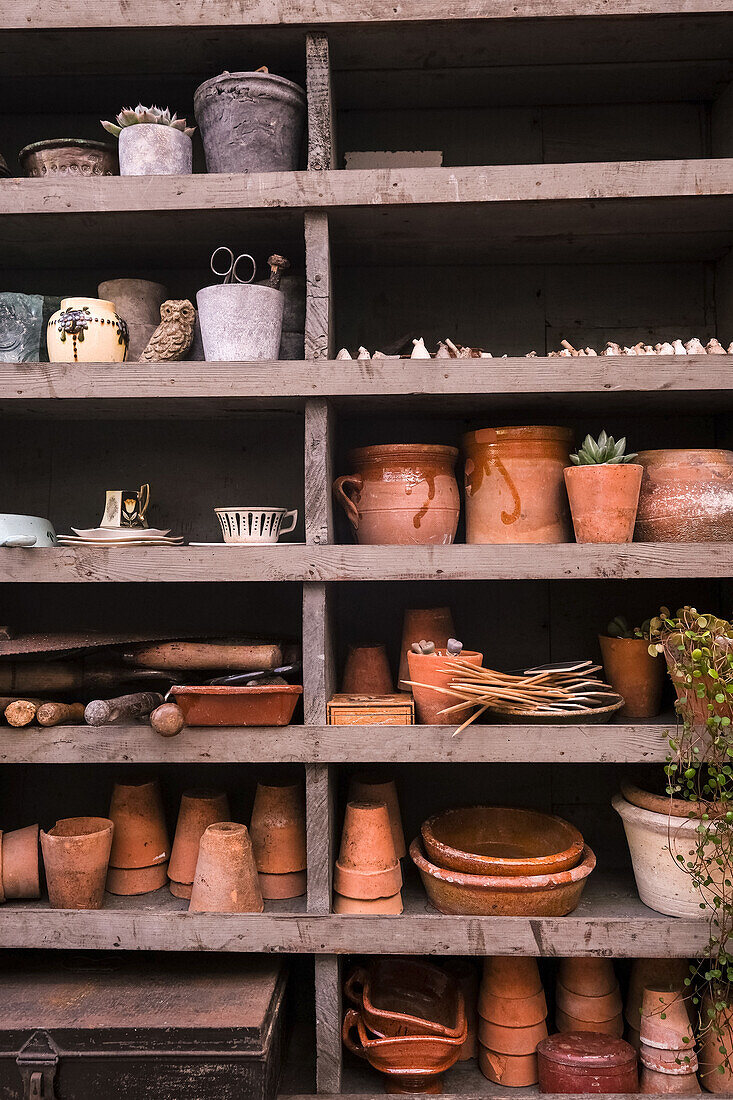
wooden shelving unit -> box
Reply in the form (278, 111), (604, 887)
(3, 1), (733, 1095)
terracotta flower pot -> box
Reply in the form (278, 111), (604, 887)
(341, 644), (394, 695)
(479, 1044), (539, 1086)
(344, 959), (466, 1041)
(555, 983), (623, 1023)
(635, 449), (733, 542)
(168, 789), (230, 890)
(463, 426), (572, 544)
(333, 444), (460, 546)
(333, 891), (403, 914)
(2, 823), (40, 899)
(563, 464), (643, 543)
(626, 959), (691, 1030)
(478, 1018), (548, 1055)
(480, 990), (549, 1028)
(347, 772), (406, 859)
(40, 817), (114, 910)
(537, 1032), (638, 1094)
(188, 822), (264, 913)
(640, 1043), (698, 1074)
(598, 635), (665, 718)
(442, 959), (480, 1060)
(405, 649), (483, 724)
(249, 777), (306, 874)
(399, 607), (455, 688)
(108, 779), (170, 870)
(555, 1010), (624, 1037)
(662, 635), (733, 733)
(334, 800), (402, 900)
(558, 958), (618, 999)
(259, 869), (307, 899)
(170, 879), (193, 899)
(640, 987), (693, 1050)
(106, 862), (169, 895)
(640, 1065), (701, 1093)
(481, 957), (544, 1000)
(698, 998), (733, 1093)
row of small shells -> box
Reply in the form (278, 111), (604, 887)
(336, 337), (733, 360)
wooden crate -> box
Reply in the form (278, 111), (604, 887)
(327, 693), (414, 725)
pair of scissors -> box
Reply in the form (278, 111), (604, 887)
(210, 246), (256, 285)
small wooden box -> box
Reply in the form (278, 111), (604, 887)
(327, 693), (414, 725)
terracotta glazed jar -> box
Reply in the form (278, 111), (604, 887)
(463, 427), (572, 543)
(635, 449), (733, 541)
(47, 297), (129, 363)
(333, 444), (460, 545)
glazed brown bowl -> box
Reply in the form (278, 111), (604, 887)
(410, 837), (596, 916)
(344, 959), (466, 1040)
(421, 806), (584, 877)
(342, 1008), (464, 1076)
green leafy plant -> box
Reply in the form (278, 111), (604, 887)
(101, 105), (195, 139)
(607, 609), (669, 640)
(569, 430), (638, 465)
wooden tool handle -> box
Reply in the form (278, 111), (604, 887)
(150, 703), (185, 737)
(5, 700), (39, 727)
(85, 691), (164, 726)
(125, 642), (282, 671)
(36, 702), (86, 727)
(0, 662), (82, 694)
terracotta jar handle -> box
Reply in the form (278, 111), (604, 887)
(342, 1008), (367, 1059)
(333, 474), (363, 530)
(344, 966), (369, 1007)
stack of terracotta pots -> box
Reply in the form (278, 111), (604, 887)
(477, 957), (548, 1086)
(40, 817), (114, 909)
(249, 777), (307, 899)
(342, 958), (467, 1093)
(0, 823), (40, 902)
(555, 958), (623, 1037)
(625, 959), (691, 1049)
(639, 985), (700, 1094)
(347, 773), (406, 861)
(189, 821), (264, 913)
(168, 789), (230, 899)
(106, 779), (171, 895)
(333, 800), (402, 913)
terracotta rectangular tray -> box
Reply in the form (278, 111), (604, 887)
(169, 685), (302, 727)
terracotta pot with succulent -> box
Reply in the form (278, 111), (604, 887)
(599, 614), (666, 718)
(563, 431), (643, 543)
(102, 105), (195, 176)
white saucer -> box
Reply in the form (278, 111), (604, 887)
(59, 536), (183, 546)
(188, 542), (305, 547)
(72, 527), (172, 540)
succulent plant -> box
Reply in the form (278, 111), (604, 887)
(606, 608), (669, 640)
(101, 105), (195, 139)
(569, 430), (638, 466)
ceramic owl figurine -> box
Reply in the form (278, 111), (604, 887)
(139, 299), (196, 362)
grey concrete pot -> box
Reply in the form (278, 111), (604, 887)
(194, 71), (305, 174)
(118, 125), (192, 176)
(196, 283), (284, 361)
(98, 278), (169, 360)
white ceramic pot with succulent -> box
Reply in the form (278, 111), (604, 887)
(101, 105), (195, 176)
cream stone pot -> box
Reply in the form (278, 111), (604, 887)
(47, 297), (129, 363)
(612, 792), (720, 917)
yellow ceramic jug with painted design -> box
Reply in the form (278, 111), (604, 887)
(47, 297), (129, 363)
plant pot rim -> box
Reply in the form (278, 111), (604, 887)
(620, 780), (709, 819)
(612, 792), (704, 833)
(463, 426), (573, 446)
(43, 816), (114, 840)
(194, 71), (306, 99)
(119, 124), (191, 138)
(20, 138), (115, 158)
(564, 462), (643, 474)
(347, 444), (459, 464)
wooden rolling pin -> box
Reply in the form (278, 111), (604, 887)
(5, 699), (44, 727)
(85, 691), (164, 727)
(37, 702), (86, 727)
(150, 703), (185, 737)
(123, 642), (282, 671)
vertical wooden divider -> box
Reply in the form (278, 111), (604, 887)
(304, 32), (343, 1091)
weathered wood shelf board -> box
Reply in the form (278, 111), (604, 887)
(0, 719), (673, 764)
(0, 875), (708, 956)
(0, 544), (730, 582)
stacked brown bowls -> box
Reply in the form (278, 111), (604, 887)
(478, 957), (548, 1086)
(555, 959), (624, 1037)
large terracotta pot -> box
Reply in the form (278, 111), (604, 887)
(635, 449), (733, 541)
(333, 444), (460, 546)
(399, 607), (455, 688)
(564, 464), (643, 543)
(108, 779), (170, 870)
(463, 426), (572, 544)
(188, 822), (263, 913)
(405, 650), (483, 724)
(40, 817), (114, 910)
(341, 644), (394, 694)
(598, 635), (665, 718)
(249, 777), (306, 874)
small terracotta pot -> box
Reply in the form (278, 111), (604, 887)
(334, 800), (401, 900)
(344, 959), (466, 1041)
(442, 959), (479, 1060)
(555, 982), (623, 1023)
(564, 463), (643, 543)
(598, 634), (665, 718)
(640, 1065), (701, 1093)
(479, 1044), (539, 1086)
(108, 778), (170, 869)
(538, 1032), (638, 1093)
(333, 891), (403, 914)
(259, 869), (307, 899)
(188, 822), (264, 913)
(479, 1018), (548, 1055)
(2, 823), (40, 899)
(250, 777), (306, 874)
(640, 987), (693, 1050)
(399, 607), (455, 688)
(640, 1044), (698, 1074)
(40, 817), (114, 910)
(625, 959), (691, 1029)
(558, 958), (618, 998)
(170, 879), (192, 899)
(405, 649), (483, 724)
(348, 772), (406, 859)
(168, 789), (230, 888)
(481, 957), (544, 999)
(698, 998), (733, 1093)
(106, 861), (169, 895)
(556, 1009), (624, 1038)
(341, 644), (394, 695)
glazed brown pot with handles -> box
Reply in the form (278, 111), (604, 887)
(635, 448), (733, 541)
(598, 634), (665, 718)
(333, 444), (460, 545)
(463, 426), (572, 544)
